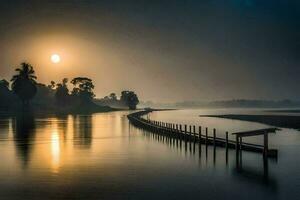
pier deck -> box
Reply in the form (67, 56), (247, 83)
(127, 110), (278, 157)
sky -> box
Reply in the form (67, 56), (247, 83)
(0, 0), (299, 102)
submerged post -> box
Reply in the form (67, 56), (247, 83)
(180, 124), (182, 139)
(184, 125), (187, 141)
(193, 125), (196, 141)
(236, 135), (239, 153)
(205, 127), (208, 144)
(213, 128), (216, 146)
(226, 131), (228, 149)
(199, 126), (202, 143)
(264, 131), (268, 157)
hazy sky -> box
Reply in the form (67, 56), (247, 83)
(0, 0), (299, 102)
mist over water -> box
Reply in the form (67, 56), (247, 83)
(0, 109), (299, 199)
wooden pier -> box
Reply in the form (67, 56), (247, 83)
(127, 110), (278, 157)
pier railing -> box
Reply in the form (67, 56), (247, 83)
(127, 110), (278, 157)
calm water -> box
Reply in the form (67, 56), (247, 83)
(0, 109), (300, 200)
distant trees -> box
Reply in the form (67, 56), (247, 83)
(109, 93), (117, 101)
(48, 81), (56, 90)
(96, 90), (139, 110)
(120, 91), (139, 110)
(10, 63), (37, 107)
(71, 77), (95, 103)
(0, 79), (16, 110)
(55, 78), (69, 106)
(0, 79), (9, 90)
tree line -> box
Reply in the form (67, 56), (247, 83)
(95, 91), (139, 110)
(0, 62), (139, 112)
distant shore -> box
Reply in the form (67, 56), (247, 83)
(266, 109), (300, 113)
(201, 114), (300, 130)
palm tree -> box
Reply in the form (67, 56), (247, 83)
(11, 62), (37, 108)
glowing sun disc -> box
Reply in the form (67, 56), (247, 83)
(51, 54), (61, 63)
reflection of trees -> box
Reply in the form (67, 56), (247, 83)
(0, 116), (10, 139)
(73, 115), (92, 148)
(13, 112), (35, 168)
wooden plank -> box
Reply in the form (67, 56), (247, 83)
(232, 128), (278, 137)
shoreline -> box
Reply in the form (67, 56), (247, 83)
(200, 114), (300, 130)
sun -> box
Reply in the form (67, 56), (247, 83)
(51, 54), (61, 63)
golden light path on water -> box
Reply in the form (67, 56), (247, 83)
(51, 129), (60, 173)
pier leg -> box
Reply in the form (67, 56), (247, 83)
(199, 126), (202, 144)
(239, 137), (242, 150)
(180, 125), (182, 148)
(189, 125), (192, 141)
(189, 125), (192, 152)
(193, 125), (196, 142)
(184, 125), (187, 141)
(205, 128), (208, 145)
(236, 135), (239, 158)
(264, 131), (268, 158)
(213, 129), (216, 147)
(226, 132), (228, 165)
(225, 132), (228, 149)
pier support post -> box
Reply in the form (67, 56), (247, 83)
(199, 126), (202, 143)
(264, 131), (268, 157)
(226, 131), (229, 164)
(213, 128), (216, 146)
(189, 125), (192, 140)
(239, 137), (242, 150)
(236, 135), (239, 158)
(184, 125), (187, 141)
(193, 125), (196, 142)
(180, 125), (182, 140)
(226, 132), (228, 149)
(205, 127), (208, 145)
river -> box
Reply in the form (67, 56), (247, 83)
(0, 109), (299, 199)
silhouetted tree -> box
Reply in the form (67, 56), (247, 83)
(120, 90), (139, 110)
(48, 81), (56, 90)
(55, 78), (69, 106)
(0, 79), (9, 89)
(33, 83), (54, 106)
(0, 79), (14, 110)
(11, 63), (37, 108)
(71, 77), (95, 103)
(109, 93), (117, 101)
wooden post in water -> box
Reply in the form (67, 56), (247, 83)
(213, 128), (216, 146)
(199, 126), (202, 143)
(205, 127), (208, 144)
(239, 137), (242, 150)
(264, 131), (268, 157)
(189, 125), (192, 140)
(225, 131), (229, 164)
(236, 135), (239, 154)
(193, 125), (196, 141)
(226, 132), (229, 149)
(184, 125), (187, 141)
(180, 125), (182, 140)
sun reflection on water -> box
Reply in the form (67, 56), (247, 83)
(51, 130), (60, 173)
